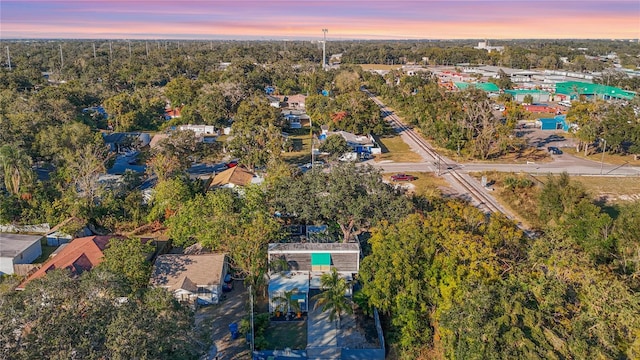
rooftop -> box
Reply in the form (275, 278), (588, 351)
(454, 82), (500, 92)
(330, 131), (375, 146)
(151, 253), (227, 290)
(17, 235), (116, 290)
(209, 166), (255, 188)
(268, 242), (360, 253)
(268, 271), (310, 294)
(505, 89), (550, 94)
(0, 233), (42, 258)
(555, 81), (635, 100)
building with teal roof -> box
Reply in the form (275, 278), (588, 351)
(454, 82), (500, 93)
(555, 81), (635, 101)
(538, 115), (570, 131)
(504, 89), (550, 103)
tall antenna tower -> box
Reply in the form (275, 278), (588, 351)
(6, 46), (11, 71)
(322, 28), (328, 69)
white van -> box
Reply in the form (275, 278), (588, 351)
(558, 100), (572, 107)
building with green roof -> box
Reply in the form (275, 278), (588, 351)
(454, 82), (500, 93)
(504, 89), (550, 103)
(555, 81), (635, 101)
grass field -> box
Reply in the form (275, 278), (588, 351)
(564, 148), (640, 167)
(471, 171), (640, 229)
(375, 135), (423, 162)
(264, 321), (307, 350)
(383, 172), (450, 197)
(282, 129), (313, 164)
(536, 175), (640, 202)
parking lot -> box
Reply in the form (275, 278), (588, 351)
(516, 124), (577, 151)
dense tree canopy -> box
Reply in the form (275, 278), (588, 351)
(271, 163), (413, 242)
(0, 269), (203, 360)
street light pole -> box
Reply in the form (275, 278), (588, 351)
(600, 139), (607, 175)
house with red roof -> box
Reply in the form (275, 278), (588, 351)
(16, 236), (116, 290)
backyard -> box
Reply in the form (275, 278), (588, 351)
(263, 320), (307, 350)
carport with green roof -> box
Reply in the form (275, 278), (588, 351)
(555, 81), (635, 101)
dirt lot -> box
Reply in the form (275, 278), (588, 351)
(517, 125), (577, 150)
(196, 281), (251, 360)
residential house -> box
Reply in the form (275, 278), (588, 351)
(150, 253), (228, 304)
(267, 95), (281, 108)
(46, 217), (92, 247)
(279, 94), (306, 110)
(164, 107), (182, 120)
(16, 235), (116, 290)
(283, 110), (310, 129)
(267, 242), (361, 313)
(178, 124), (218, 137)
(328, 131), (381, 155)
(0, 233), (43, 275)
(208, 166), (261, 190)
(102, 132), (151, 153)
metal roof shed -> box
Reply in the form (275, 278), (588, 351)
(455, 82), (500, 92)
(539, 115), (569, 131)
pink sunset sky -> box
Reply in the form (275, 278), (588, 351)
(1, 1), (639, 40)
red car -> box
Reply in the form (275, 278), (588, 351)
(225, 160), (238, 168)
(391, 173), (415, 181)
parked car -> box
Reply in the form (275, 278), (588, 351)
(225, 160), (238, 168)
(547, 146), (563, 155)
(391, 173), (416, 181)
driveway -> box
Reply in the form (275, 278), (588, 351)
(197, 281), (251, 360)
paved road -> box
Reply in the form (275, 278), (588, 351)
(367, 91), (640, 177)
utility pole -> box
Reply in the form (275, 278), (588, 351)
(128, 41), (132, 59)
(310, 117), (314, 167)
(145, 41), (149, 58)
(109, 41), (113, 64)
(59, 43), (64, 69)
(322, 28), (328, 69)
(249, 284), (254, 353)
(600, 139), (607, 175)
(5, 46), (11, 71)
(92, 43), (97, 59)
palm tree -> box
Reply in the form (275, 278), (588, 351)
(272, 288), (301, 317)
(0, 145), (34, 195)
(312, 268), (353, 329)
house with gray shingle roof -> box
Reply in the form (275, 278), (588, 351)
(151, 253), (228, 304)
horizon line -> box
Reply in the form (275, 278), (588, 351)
(3, 37), (639, 42)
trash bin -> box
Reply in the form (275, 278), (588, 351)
(229, 322), (239, 340)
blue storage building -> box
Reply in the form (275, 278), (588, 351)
(539, 115), (569, 131)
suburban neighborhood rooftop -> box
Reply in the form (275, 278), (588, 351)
(268, 242), (360, 253)
(0, 233), (42, 257)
